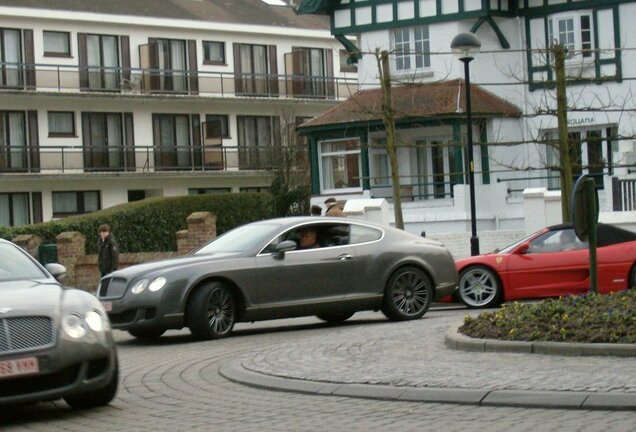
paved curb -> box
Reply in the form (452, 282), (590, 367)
(445, 322), (636, 357)
(219, 359), (636, 411)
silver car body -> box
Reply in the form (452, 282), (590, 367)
(0, 239), (118, 407)
(98, 217), (458, 334)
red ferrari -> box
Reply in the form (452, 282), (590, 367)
(455, 224), (636, 308)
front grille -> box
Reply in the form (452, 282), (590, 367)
(0, 316), (54, 354)
(99, 277), (128, 299)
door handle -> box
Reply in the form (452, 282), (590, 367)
(338, 254), (353, 261)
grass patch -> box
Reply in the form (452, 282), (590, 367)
(459, 289), (636, 344)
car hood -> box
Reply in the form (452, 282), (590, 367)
(110, 252), (244, 279)
(0, 279), (64, 317)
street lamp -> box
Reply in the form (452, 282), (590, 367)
(451, 32), (481, 256)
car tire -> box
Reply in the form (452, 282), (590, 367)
(187, 282), (236, 340)
(64, 356), (119, 409)
(316, 312), (354, 323)
(381, 266), (433, 321)
(458, 265), (502, 308)
(128, 328), (165, 340)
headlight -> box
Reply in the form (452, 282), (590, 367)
(131, 279), (149, 294)
(85, 310), (107, 332)
(148, 276), (167, 292)
(62, 314), (87, 338)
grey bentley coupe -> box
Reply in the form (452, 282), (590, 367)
(0, 239), (118, 408)
(98, 217), (458, 340)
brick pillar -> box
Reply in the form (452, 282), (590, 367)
(176, 229), (190, 255)
(56, 231), (86, 286)
(12, 234), (42, 260)
(177, 212), (216, 255)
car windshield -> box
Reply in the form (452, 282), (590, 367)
(497, 230), (543, 254)
(194, 223), (283, 255)
(0, 243), (48, 283)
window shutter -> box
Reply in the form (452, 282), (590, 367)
(191, 114), (202, 167)
(23, 30), (35, 89)
(78, 33), (88, 90)
(268, 45), (279, 96)
(81, 112), (91, 168)
(152, 114), (162, 168)
(187, 40), (199, 95)
(27, 110), (40, 172)
(148, 38), (159, 91)
(325, 49), (335, 98)
(233, 43), (243, 94)
(124, 113), (135, 170)
(31, 192), (42, 224)
(120, 36), (131, 88)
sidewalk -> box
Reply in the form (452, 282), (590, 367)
(220, 310), (636, 411)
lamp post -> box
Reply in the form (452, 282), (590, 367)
(451, 32), (481, 256)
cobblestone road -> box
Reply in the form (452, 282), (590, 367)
(1, 308), (635, 432)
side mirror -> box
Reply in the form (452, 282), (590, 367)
(274, 240), (297, 258)
(516, 244), (529, 255)
(45, 263), (68, 280)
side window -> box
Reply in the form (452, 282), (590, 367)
(350, 225), (382, 244)
(527, 229), (586, 254)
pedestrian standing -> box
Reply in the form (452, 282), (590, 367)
(98, 224), (119, 277)
(324, 197), (345, 217)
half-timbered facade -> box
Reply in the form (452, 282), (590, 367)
(298, 0), (636, 235)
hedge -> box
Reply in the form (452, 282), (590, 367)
(2, 193), (277, 254)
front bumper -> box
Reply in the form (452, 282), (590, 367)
(0, 336), (117, 405)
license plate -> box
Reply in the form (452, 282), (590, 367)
(0, 357), (39, 378)
(101, 301), (112, 312)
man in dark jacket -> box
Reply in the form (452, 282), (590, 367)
(98, 224), (119, 277)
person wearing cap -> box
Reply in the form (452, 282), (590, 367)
(324, 197), (344, 217)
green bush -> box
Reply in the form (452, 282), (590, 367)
(2, 193), (277, 254)
(460, 290), (636, 343)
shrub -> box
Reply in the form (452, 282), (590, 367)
(2, 193), (277, 254)
(460, 290), (636, 343)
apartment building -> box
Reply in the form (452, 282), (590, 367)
(297, 0), (636, 235)
(0, 0), (358, 226)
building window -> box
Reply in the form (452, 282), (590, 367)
(152, 114), (197, 170)
(287, 47), (333, 97)
(48, 111), (75, 137)
(203, 41), (225, 65)
(0, 192), (29, 226)
(188, 188), (231, 195)
(240, 187), (270, 193)
(52, 191), (100, 217)
(0, 111), (26, 171)
(205, 115), (229, 138)
(237, 115), (280, 169)
(83, 34), (120, 90)
(319, 138), (361, 192)
(0, 28), (22, 87)
(391, 25), (430, 72)
(43, 31), (70, 57)
(155, 39), (187, 91)
(82, 112), (126, 171)
(548, 13), (593, 59)
(544, 126), (616, 190)
(339, 49), (357, 73)
(234, 43), (277, 96)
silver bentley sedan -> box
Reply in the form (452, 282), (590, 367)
(97, 217), (458, 340)
(0, 239), (118, 408)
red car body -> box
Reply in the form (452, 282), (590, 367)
(454, 224), (636, 308)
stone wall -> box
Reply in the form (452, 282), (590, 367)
(15, 212), (216, 291)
